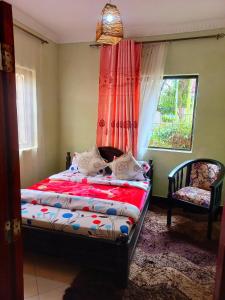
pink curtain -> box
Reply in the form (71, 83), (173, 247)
(96, 40), (142, 157)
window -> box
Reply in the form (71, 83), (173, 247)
(149, 75), (198, 151)
(16, 66), (37, 150)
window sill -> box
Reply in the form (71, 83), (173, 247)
(19, 146), (38, 153)
(148, 147), (192, 154)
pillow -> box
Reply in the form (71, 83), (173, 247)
(73, 147), (108, 176)
(109, 152), (145, 181)
(138, 160), (151, 174)
(69, 163), (78, 172)
(69, 155), (79, 172)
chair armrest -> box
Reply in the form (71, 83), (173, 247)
(168, 160), (193, 180)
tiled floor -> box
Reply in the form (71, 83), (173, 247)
(24, 252), (80, 300)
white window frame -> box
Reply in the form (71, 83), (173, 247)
(16, 65), (37, 150)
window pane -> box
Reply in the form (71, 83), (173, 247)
(16, 66), (37, 150)
(149, 76), (198, 151)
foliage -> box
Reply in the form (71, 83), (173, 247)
(157, 78), (193, 120)
(150, 122), (192, 150)
(157, 80), (176, 115)
(150, 77), (196, 150)
(178, 79), (190, 108)
(161, 114), (176, 122)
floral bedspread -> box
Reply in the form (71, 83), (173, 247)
(21, 171), (150, 240)
(21, 203), (134, 240)
(21, 189), (141, 222)
(27, 178), (147, 210)
(49, 170), (149, 191)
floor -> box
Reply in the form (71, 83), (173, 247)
(61, 207), (219, 300)
(23, 206), (220, 300)
(24, 252), (80, 300)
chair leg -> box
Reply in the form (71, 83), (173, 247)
(207, 212), (213, 240)
(167, 200), (172, 226)
(214, 208), (220, 221)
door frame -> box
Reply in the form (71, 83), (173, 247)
(0, 1), (23, 299)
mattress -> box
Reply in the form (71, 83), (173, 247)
(21, 170), (150, 241)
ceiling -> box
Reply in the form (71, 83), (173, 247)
(7, 0), (225, 43)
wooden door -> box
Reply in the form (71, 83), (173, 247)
(214, 204), (225, 300)
(0, 1), (23, 299)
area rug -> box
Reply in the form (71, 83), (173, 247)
(63, 206), (220, 300)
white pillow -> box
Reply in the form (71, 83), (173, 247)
(109, 152), (145, 181)
(73, 147), (108, 176)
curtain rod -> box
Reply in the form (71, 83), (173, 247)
(89, 33), (225, 47)
(13, 24), (49, 44)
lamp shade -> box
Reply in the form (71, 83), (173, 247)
(96, 3), (123, 45)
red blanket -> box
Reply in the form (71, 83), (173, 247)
(29, 178), (147, 211)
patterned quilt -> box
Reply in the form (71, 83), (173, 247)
(49, 170), (149, 191)
(21, 170), (150, 240)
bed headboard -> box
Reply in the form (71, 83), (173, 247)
(66, 146), (124, 170)
(98, 146), (123, 162)
(65, 147), (153, 182)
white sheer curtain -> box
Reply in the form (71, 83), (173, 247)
(14, 28), (46, 187)
(137, 43), (168, 159)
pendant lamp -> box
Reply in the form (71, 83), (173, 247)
(96, 3), (123, 45)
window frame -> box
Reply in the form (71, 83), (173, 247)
(149, 74), (199, 152)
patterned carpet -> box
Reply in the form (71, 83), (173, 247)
(64, 205), (220, 300)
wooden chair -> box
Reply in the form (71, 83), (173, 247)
(167, 159), (225, 239)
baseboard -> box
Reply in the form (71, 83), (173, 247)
(150, 196), (168, 208)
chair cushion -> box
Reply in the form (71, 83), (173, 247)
(190, 162), (220, 190)
(173, 186), (211, 208)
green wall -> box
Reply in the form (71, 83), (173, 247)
(147, 31), (225, 199)
(14, 26), (59, 187)
(58, 29), (225, 201)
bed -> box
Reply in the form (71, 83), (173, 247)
(21, 146), (153, 287)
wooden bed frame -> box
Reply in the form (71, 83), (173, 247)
(22, 147), (153, 288)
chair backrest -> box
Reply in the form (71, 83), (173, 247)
(189, 159), (224, 190)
